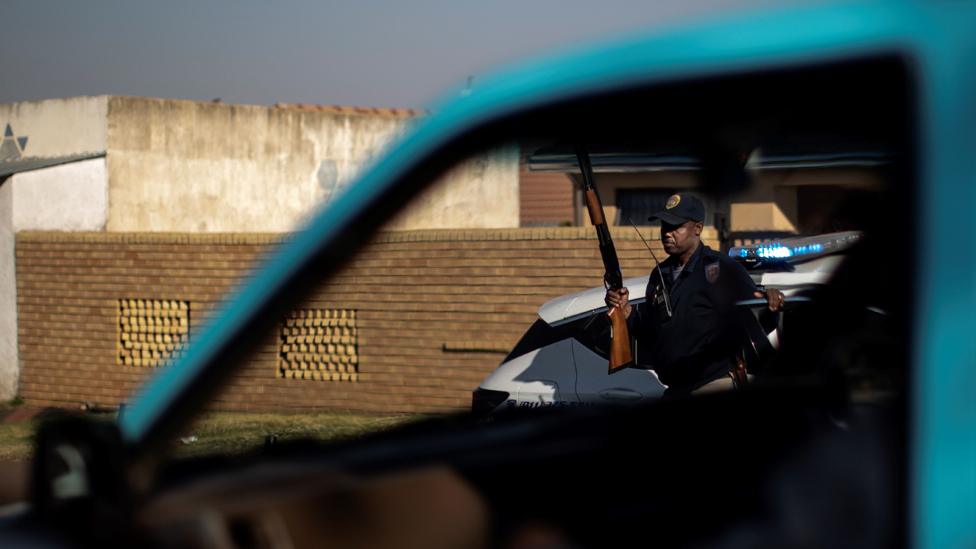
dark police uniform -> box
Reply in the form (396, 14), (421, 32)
(627, 193), (758, 395)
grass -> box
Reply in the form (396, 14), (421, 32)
(175, 411), (417, 458)
(0, 405), (417, 461)
(0, 416), (37, 462)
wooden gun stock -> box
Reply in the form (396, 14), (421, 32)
(576, 147), (635, 374)
(608, 306), (633, 373)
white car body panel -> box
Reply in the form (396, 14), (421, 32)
(571, 339), (666, 402)
(478, 339), (579, 411)
(539, 276), (649, 326)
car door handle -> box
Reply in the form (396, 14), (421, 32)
(599, 388), (642, 401)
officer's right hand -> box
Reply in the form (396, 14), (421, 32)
(605, 288), (632, 319)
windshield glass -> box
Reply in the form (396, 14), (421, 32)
(10, 56), (911, 466)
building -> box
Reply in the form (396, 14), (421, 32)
(519, 144), (886, 248)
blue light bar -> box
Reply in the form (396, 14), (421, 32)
(757, 245), (793, 258)
(729, 232), (860, 264)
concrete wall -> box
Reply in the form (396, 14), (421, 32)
(0, 95), (521, 233)
(385, 146), (520, 230)
(0, 97), (108, 158)
(105, 97), (519, 232)
(105, 97), (409, 232)
(0, 178), (15, 399)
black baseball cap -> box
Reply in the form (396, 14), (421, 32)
(648, 193), (705, 225)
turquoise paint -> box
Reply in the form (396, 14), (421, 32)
(116, 3), (976, 547)
(911, 7), (976, 548)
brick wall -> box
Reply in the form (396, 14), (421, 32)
(15, 228), (716, 414)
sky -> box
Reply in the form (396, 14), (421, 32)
(1, 0), (813, 109)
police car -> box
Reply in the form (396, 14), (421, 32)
(472, 231), (863, 415)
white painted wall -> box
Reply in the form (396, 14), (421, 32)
(0, 178), (16, 399)
(0, 158), (109, 400)
(11, 158), (109, 231)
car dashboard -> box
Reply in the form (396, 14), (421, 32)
(122, 381), (901, 549)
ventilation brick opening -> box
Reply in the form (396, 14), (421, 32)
(278, 309), (359, 381)
(118, 299), (190, 368)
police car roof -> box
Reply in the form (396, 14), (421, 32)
(539, 276), (649, 326)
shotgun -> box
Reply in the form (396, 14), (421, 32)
(576, 147), (635, 374)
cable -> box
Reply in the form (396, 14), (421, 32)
(627, 217), (672, 318)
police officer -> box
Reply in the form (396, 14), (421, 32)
(605, 193), (784, 395)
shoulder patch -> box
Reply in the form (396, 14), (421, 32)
(705, 261), (720, 284)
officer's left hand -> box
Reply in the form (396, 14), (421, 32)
(755, 288), (785, 312)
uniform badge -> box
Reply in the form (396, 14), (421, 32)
(705, 262), (720, 284)
(665, 194), (681, 209)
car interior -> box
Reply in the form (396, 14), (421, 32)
(19, 54), (914, 549)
